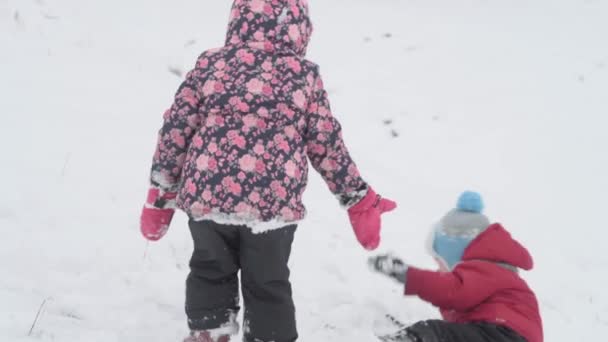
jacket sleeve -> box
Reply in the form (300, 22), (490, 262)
(405, 263), (499, 311)
(304, 68), (368, 207)
(150, 68), (204, 192)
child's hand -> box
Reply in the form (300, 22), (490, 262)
(140, 188), (177, 241)
(368, 254), (409, 284)
(347, 187), (397, 250)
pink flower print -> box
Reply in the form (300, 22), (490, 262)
(318, 105), (329, 117)
(264, 4), (273, 15)
(250, 0), (265, 13)
(170, 129), (186, 148)
(205, 115), (217, 127)
(286, 57), (301, 73)
(262, 85), (273, 96)
(253, 143), (265, 155)
(308, 102), (318, 113)
(276, 186), (287, 200)
(196, 155), (209, 171)
(208, 157), (218, 171)
(227, 130), (237, 140)
(229, 8), (239, 20)
(279, 103), (295, 119)
(214, 81), (225, 93)
(284, 126), (296, 139)
(258, 107), (269, 117)
(238, 101), (250, 112)
(239, 154), (257, 172)
(288, 24), (301, 42)
(214, 59), (226, 70)
(243, 114), (257, 128)
(257, 119), (267, 129)
(187, 114), (200, 128)
(253, 30), (265, 41)
(185, 179), (197, 195)
(193, 135), (204, 149)
(229, 35), (240, 45)
(292, 90), (306, 109)
(237, 171), (246, 181)
(261, 72), (273, 81)
(320, 158), (338, 171)
(318, 120), (333, 132)
(248, 191), (260, 203)
(247, 78), (264, 94)
(234, 135), (246, 149)
(281, 207), (294, 221)
(278, 140), (290, 153)
(285, 160), (296, 178)
(235, 202), (252, 214)
(208, 142), (218, 153)
(180, 87), (198, 106)
(255, 160), (266, 174)
(202, 80), (216, 96)
(197, 58), (209, 68)
(262, 61), (273, 71)
(316, 132), (328, 142)
(348, 164), (360, 177)
(202, 190), (212, 201)
(291, 5), (300, 18)
(242, 52), (255, 65)
(240, 22), (249, 34)
(264, 41), (274, 52)
(230, 182), (242, 196)
(213, 70), (225, 79)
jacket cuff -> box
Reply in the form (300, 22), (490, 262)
(340, 184), (369, 209)
(404, 267), (423, 295)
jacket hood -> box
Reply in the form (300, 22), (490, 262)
(225, 0), (313, 57)
(463, 223), (534, 270)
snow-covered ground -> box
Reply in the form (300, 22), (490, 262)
(1, 0), (607, 341)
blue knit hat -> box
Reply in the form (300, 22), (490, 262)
(431, 191), (490, 270)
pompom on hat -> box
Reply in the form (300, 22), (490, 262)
(431, 191), (491, 270)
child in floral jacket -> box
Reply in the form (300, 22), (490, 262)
(139, 1), (396, 341)
(369, 192), (543, 342)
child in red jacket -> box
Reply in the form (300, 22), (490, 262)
(369, 192), (543, 342)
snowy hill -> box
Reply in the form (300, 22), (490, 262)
(1, 0), (607, 341)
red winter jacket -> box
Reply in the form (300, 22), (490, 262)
(405, 224), (543, 342)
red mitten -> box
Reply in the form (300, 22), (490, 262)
(347, 187), (397, 250)
(140, 188), (177, 241)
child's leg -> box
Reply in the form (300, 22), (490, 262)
(405, 320), (526, 342)
(186, 220), (241, 334)
(240, 225), (297, 342)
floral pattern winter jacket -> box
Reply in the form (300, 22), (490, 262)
(149, 0), (367, 231)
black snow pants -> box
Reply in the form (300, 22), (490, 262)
(185, 220), (297, 342)
(404, 320), (526, 342)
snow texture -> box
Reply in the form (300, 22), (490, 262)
(1, 0), (608, 341)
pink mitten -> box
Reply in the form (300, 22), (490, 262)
(347, 187), (396, 250)
(140, 188), (177, 241)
